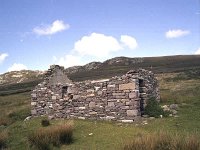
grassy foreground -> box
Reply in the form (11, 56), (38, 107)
(0, 72), (200, 149)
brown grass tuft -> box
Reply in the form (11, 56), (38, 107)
(0, 130), (8, 149)
(123, 132), (200, 150)
(28, 123), (73, 150)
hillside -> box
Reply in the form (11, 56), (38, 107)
(0, 55), (200, 95)
(67, 55), (200, 81)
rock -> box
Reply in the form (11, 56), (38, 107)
(105, 116), (115, 120)
(121, 120), (133, 123)
(142, 120), (148, 125)
(108, 102), (115, 107)
(52, 96), (57, 100)
(24, 116), (31, 121)
(86, 94), (95, 97)
(89, 102), (96, 108)
(107, 84), (115, 88)
(89, 133), (93, 136)
(31, 93), (37, 98)
(79, 107), (86, 110)
(121, 106), (129, 110)
(89, 112), (97, 115)
(78, 117), (85, 120)
(48, 115), (54, 120)
(129, 92), (137, 98)
(73, 95), (80, 99)
(127, 110), (138, 117)
(31, 110), (37, 115)
(97, 91), (103, 95)
(162, 105), (170, 111)
(119, 83), (136, 90)
(171, 110), (178, 115)
(31, 102), (37, 106)
(170, 104), (178, 110)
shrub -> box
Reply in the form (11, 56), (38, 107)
(41, 119), (50, 127)
(0, 131), (8, 149)
(28, 123), (73, 150)
(144, 97), (168, 118)
(123, 132), (200, 150)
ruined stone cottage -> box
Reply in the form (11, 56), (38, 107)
(31, 65), (160, 122)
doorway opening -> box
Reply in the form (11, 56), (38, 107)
(139, 79), (145, 115)
(62, 86), (68, 99)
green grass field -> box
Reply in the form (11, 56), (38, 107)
(0, 72), (200, 149)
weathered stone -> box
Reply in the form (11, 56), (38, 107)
(97, 91), (103, 95)
(86, 94), (95, 97)
(31, 102), (37, 106)
(129, 92), (137, 98)
(89, 112), (97, 115)
(108, 102), (115, 107)
(73, 95), (80, 99)
(89, 102), (96, 108)
(121, 120), (133, 123)
(78, 117), (85, 120)
(24, 116), (32, 121)
(119, 83), (136, 90)
(87, 89), (95, 93)
(79, 107), (86, 110)
(31, 93), (37, 98)
(113, 93), (124, 96)
(107, 84), (116, 88)
(31, 110), (37, 115)
(127, 110), (138, 116)
(52, 96), (57, 100)
(171, 110), (177, 115)
(121, 106), (129, 110)
(170, 104), (178, 110)
(48, 115), (54, 120)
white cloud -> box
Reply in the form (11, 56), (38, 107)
(53, 33), (138, 68)
(165, 29), (190, 38)
(7, 63), (28, 72)
(33, 20), (70, 35)
(0, 53), (8, 64)
(120, 35), (138, 49)
(55, 55), (82, 68)
(74, 33), (122, 57)
(195, 47), (200, 55)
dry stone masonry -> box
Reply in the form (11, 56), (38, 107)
(31, 65), (160, 122)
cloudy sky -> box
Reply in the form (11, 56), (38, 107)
(0, 0), (199, 74)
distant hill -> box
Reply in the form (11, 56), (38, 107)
(0, 55), (200, 95)
(66, 55), (200, 81)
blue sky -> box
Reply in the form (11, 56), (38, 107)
(0, 0), (199, 74)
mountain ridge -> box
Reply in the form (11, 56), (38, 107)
(1, 55), (200, 85)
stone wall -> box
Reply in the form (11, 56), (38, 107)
(31, 65), (160, 122)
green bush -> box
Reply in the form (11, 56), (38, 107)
(28, 123), (73, 150)
(41, 119), (50, 127)
(144, 97), (168, 118)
